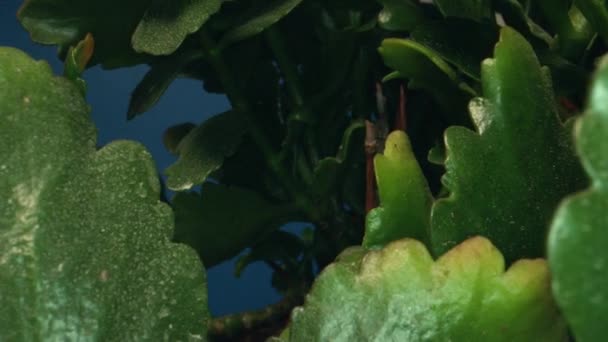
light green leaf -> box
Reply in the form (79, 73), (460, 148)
(165, 111), (247, 191)
(0, 47), (208, 340)
(132, 0), (224, 55)
(431, 27), (586, 263)
(284, 237), (566, 341)
(172, 184), (300, 268)
(548, 54), (608, 342)
(363, 131), (433, 249)
(218, 0), (304, 49)
(376, 0), (424, 32)
(575, 0), (608, 45)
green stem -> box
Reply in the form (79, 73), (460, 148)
(265, 27), (305, 107)
(265, 26), (317, 186)
(199, 29), (309, 210)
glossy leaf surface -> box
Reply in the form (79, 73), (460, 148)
(548, 55), (608, 342)
(431, 28), (585, 263)
(283, 237), (566, 341)
(132, 0), (223, 55)
(173, 184), (299, 268)
(575, 0), (608, 44)
(165, 111), (247, 191)
(0, 47), (208, 340)
(363, 131), (433, 249)
(376, 0), (424, 32)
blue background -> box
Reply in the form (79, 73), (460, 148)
(0, 0), (281, 316)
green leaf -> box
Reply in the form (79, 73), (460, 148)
(378, 38), (474, 125)
(376, 0), (424, 32)
(411, 19), (498, 80)
(433, 0), (492, 21)
(431, 27), (586, 263)
(63, 33), (94, 95)
(575, 0), (608, 45)
(284, 237), (567, 341)
(172, 184), (300, 268)
(17, 0), (152, 68)
(548, 54), (608, 342)
(234, 231), (304, 277)
(163, 122), (197, 154)
(127, 50), (203, 119)
(311, 119), (365, 199)
(218, 0), (304, 48)
(165, 111), (248, 191)
(0, 47), (208, 340)
(363, 131), (433, 249)
(132, 0), (223, 55)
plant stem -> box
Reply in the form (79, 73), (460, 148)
(265, 27), (305, 107)
(208, 294), (302, 340)
(198, 29), (309, 211)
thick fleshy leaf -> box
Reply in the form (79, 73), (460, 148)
(218, 0), (304, 48)
(411, 19), (498, 80)
(363, 131), (433, 249)
(283, 237), (566, 341)
(127, 50), (203, 119)
(165, 111), (247, 191)
(17, 0), (152, 68)
(163, 122), (197, 154)
(0, 47), (208, 340)
(548, 55), (608, 342)
(63, 33), (94, 95)
(311, 119), (365, 199)
(431, 28), (586, 262)
(132, 0), (223, 55)
(378, 38), (474, 124)
(376, 0), (424, 32)
(575, 0), (608, 45)
(172, 184), (300, 268)
(433, 0), (492, 21)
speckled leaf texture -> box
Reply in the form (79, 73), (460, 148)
(132, 0), (223, 55)
(165, 111), (247, 191)
(548, 55), (608, 342)
(281, 237), (566, 341)
(363, 131), (433, 249)
(17, 0), (221, 67)
(0, 47), (209, 341)
(431, 27), (585, 263)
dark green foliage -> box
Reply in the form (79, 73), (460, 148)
(6, 0), (608, 340)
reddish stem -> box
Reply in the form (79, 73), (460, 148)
(394, 85), (407, 131)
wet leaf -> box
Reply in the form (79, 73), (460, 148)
(0, 47), (208, 340)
